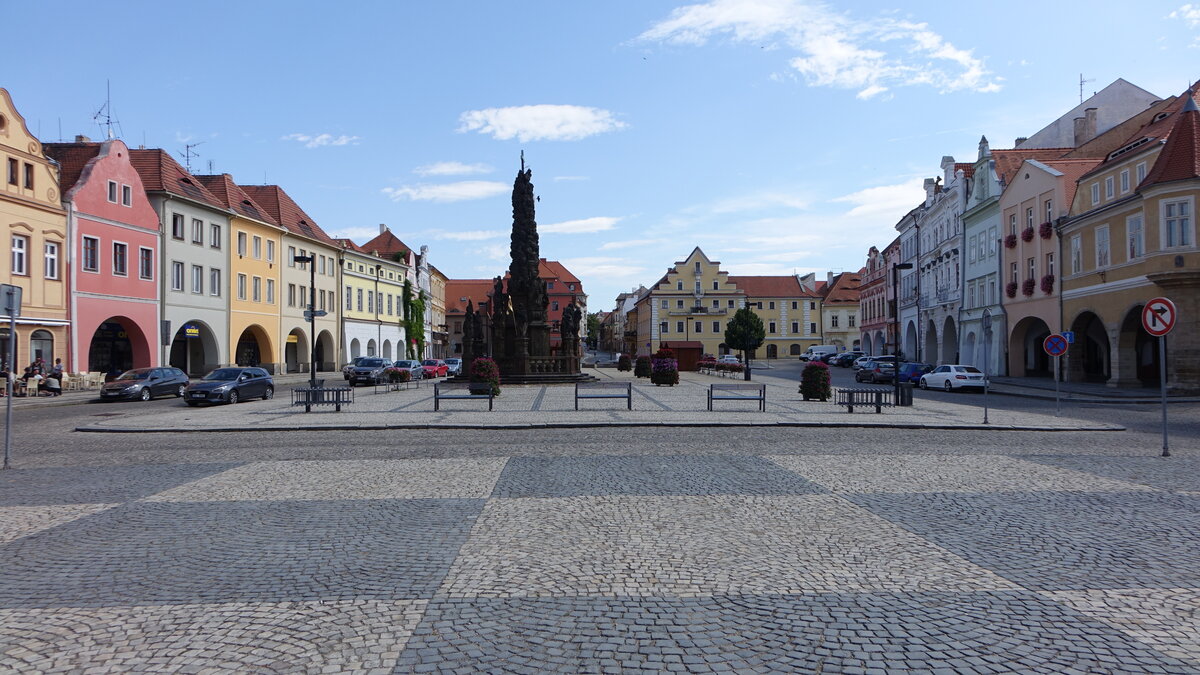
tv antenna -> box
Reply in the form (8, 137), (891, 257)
(178, 142), (204, 172)
(1079, 73), (1094, 104)
(92, 80), (122, 139)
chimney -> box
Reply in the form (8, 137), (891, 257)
(1014, 136), (1028, 147)
(74, 134), (90, 143)
(827, 271), (834, 285)
(924, 178), (936, 203)
(941, 156), (956, 184)
(379, 223), (387, 234)
(1072, 108), (1098, 147)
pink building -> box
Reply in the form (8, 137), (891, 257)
(46, 138), (160, 372)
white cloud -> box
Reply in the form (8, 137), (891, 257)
(831, 178), (924, 219)
(540, 216), (621, 234)
(640, 0), (1001, 97)
(381, 181), (508, 203)
(414, 161), (493, 176)
(600, 238), (664, 250)
(437, 230), (506, 241)
(458, 105), (627, 142)
(474, 244), (510, 262)
(558, 256), (648, 281)
(282, 133), (361, 148)
(327, 225), (385, 241)
(1169, 4), (1200, 45)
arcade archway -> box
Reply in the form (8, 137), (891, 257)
(88, 317), (151, 372)
(169, 321), (220, 376)
(285, 327), (309, 373)
(1071, 311), (1110, 382)
(1009, 316), (1051, 377)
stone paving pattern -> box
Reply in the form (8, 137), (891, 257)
(2, 452), (1198, 672)
(77, 371), (1122, 433)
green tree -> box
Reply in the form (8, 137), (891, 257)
(402, 280), (426, 359)
(723, 308), (765, 381)
(586, 312), (601, 349)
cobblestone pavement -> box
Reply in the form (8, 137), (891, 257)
(76, 370), (1122, 433)
(2, 444), (1199, 673)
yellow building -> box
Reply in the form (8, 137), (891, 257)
(1061, 86), (1200, 390)
(1, 89), (68, 370)
(732, 276), (825, 358)
(338, 236), (409, 361)
(428, 265), (448, 358)
(197, 175), (285, 372)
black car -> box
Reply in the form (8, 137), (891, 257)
(833, 351), (864, 367)
(99, 367), (190, 401)
(184, 367), (274, 406)
(342, 356), (368, 380)
(348, 357), (390, 386)
(854, 360), (896, 384)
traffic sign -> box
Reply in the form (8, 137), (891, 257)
(1043, 333), (1068, 357)
(1062, 331), (1074, 344)
(1142, 297), (1177, 337)
(303, 309), (327, 319)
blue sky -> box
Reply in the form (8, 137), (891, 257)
(6, 1), (1199, 309)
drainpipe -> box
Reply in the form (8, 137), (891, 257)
(158, 196), (171, 368)
(1056, 215), (1067, 386)
(66, 200), (77, 371)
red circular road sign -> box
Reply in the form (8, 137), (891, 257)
(1043, 333), (1068, 357)
(1142, 297), (1177, 337)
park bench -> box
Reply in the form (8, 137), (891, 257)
(835, 387), (894, 414)
(434, 382), (494, 411)
(291, 380), (354, 412)
(707, 383), (766, 411)
(575, 381), (632, 410)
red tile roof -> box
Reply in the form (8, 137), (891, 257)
(240, 184), (338, 246)
(954, 162), (975, 179)
(445, 279), (495, 316)
(727, 276), (807, 298)
(194, 174), (279, 227)
(333, 238), (365, 253)
(1141, 93), (1200, 188)
(821, 271), (863, 304)
(1081, 82), (1200, 182)
(991, 148), (1073, 186)
(43, 142), (101, 195)
(128, 149), (227, 209)
(360, 228), (414, 262)
(539, 258), (581, 285)
(1039, 158), (1103, 211)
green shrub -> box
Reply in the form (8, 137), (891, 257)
(799, 361), (831, 401)
(617, 354), (632, 371)
(634, 356), (652, 378)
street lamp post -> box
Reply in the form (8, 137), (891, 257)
(293, 254), (319, 388)
(892, 262), (913, 405)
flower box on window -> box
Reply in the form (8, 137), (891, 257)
(1021, 226), (1035, 243)
(1040, 274), (1055, 295)
(1005, 281), (1018, 298)
(1039, 222), (1054, 239)
(1021, 278), (1036, 296)
(1004, 234), (1018, 249)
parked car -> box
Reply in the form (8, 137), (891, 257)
(852, 356), (875, 370)
(833, 351), (864, 367)
(919, 364), (987, 391)
(342, 356), (368, 380)
(421, 359), (449, 378)
(184, 367), (274, 405)
(444, 358), (463, 376)
(99, 367), (190, 401)
(718, 355), (740, 364)
(393, 359), (425, 380)
(347, 357), (390, 386)
(801, 345), (838, 362)
(854, 360), (896, 384)
(896, 362), (934, 384)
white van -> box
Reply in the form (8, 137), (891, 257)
(801, 345), (838, 361)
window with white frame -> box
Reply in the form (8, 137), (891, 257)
(237, 232), (247, 256)
(107, 181), (118, 203)
(1046, 252), (1055, 277)
(252, 277), (262, 302)
(191, 218), (204, 244)
(989, 279), (996, 305)
(695, 321), (703, 334)
(171, 213), (185, 239)
(1044, 199), (1053, 224)
(768, 321), (776, 333)
(1096, 225), (1110, 267)
(676, 300), (684, 308)
(989, 227), (997, 253)
(266, 279), (275, 304)
(676, 321), (684, 333)
(267, 240), (275, 263)
(253, 236), (262, 259)
(139, 247), (154, 280)
(288, 284), (297, 307)
(192, 265), (204, 294)
(1120, 170), (1130, 194)
(1008, 214), (1017, 236)
(171, 261), (184, 291)
(82, 236), (99, 272)
(1027, 257), (1035, 280)
(659, 321), (668, 334)
(356, 288), (363, 312)
(676, 280), (683, 291)
(791, 321), (799, 333)
(831, 315), (839, 328)
(694, 280), (701, 293)
(1090, 183), (1100, 205)
(967, 283), (975, 308)
(122, 184), (132, 206)
(11, 235), (28, 275)
(968, 235), (977, 262)
(1070, 234), (1082, 274)
(1127, 214), (1144, 259)
(1026, 207), (1034, 229)
(44, 241), (59, 279)
(112, 242), (128, 276)
(1136, 162), (1147, 184)
(210, 269), (221, 296)
(660, 299), (667, 309)
(237, 274), (246, 300)
(345, 287), (352, 311)
(1104, 177), (1114, 199)
(289, 246), (297, 266)
(210, 223), (221, 249)
(1163, 199), (1192, 248)
(713, 321), (720, 333)
(1010, 262), (1018, 285)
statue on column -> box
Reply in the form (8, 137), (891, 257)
(561, 296), (583, 357)
(461, 300), (476, 373)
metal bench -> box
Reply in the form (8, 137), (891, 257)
(835, 387), (894, 413)
(434, 382), (494, 411)
(575, 381), (632, 410)
(292, 381), (354, 412)
(707, 383), (766, 411)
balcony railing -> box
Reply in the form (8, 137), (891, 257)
(667, 307), (728, 316)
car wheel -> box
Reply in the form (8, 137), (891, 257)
(944, 380), (953, 392)
(228, 390), (239, 404)
(139, 387), (152, 401)
(176, 384), (186, 398)
(919, 379), (928, 390)
(263, 386), (274, 401)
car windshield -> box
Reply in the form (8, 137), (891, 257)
(423, 360), (438, 366)
(446, 359), (460, 364)
(116, 370), (151, 381)
(360, 359), (386, 367)
(204, 368), (243, 381)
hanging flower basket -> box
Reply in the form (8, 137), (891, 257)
(1021, 278), (1036, 296)
(1005, 281), (1018, 298)
(1004, 234), (1018, 249)
(1040, 274), (1055, 295)
(1039, 222), (1054, 239)
(1021, 226), (1035, 242)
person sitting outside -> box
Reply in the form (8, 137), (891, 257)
(40, 375), (62, 396)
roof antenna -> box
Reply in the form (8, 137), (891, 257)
(177, 142), (204, 172)
(93, 79), (120, 140)
(1079, 73), (1094, 104)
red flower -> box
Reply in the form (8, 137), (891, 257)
(1040, 274), (1055, 295)
(1039, 222), (1054, 239)
(1004, 234), (1018, 249)
(1021, 278), (1036, 296)
(1021, 226), (1035, 243)
(1005, 281), (1018, 298)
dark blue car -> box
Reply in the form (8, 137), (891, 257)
(896, 362), (933, 384)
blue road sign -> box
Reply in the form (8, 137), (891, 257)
(1062, 331), (1074, 344)
(1043, 334), (1068, 357)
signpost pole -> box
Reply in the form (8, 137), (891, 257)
(982, 313), (992, 425)
(1054, 354), (1060, 417)
(3, 284), (20, 470)
(1160, 335), (1169, 457)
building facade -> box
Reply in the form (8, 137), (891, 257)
(959, 138), (1007, 376)
(46, 138), (160, 373)
(339, 239), (409, 362)
(916, 159), (970, 366)
(820, 270), (862, 352)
